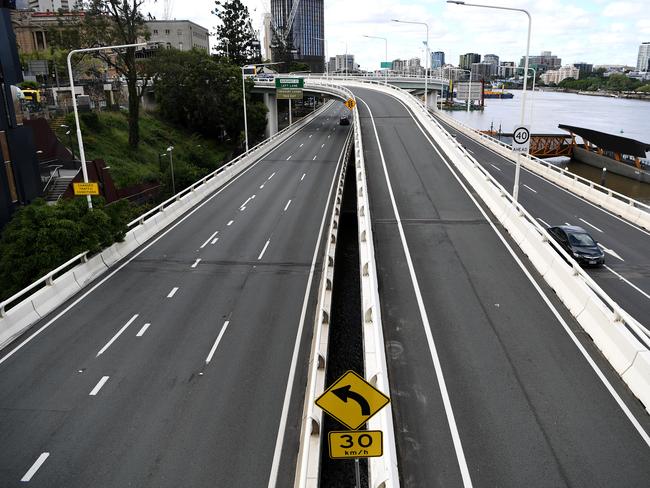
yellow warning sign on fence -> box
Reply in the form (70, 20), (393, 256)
(73, 182), (100, 196)
(344, 98), (356, 110)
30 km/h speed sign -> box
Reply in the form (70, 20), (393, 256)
(329, 431), (383, 459)
(512, 125), (531, 154)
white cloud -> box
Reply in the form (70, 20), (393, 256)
(602, 1), (644, 17)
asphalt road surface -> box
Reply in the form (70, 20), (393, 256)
(0, 103), (351, 488)
(436, 115), (650, 327)
(352, 86), (650, 488)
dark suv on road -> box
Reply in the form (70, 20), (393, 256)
(547, 225), (605, 267)
(339, 115), (350, 126)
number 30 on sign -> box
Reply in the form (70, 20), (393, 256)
(328, 431), (383, 459)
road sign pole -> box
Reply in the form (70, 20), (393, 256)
(289, 99), (292, 126)
(355, 459), (361, 488)
(513, 153), (521, 202)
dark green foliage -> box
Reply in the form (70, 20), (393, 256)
(558, 73), (650, 92)
(151, 49), (267, 146)
(18, 81), (40, 89)
(0, 198), (135, 301)
(213, 0), (261, 65)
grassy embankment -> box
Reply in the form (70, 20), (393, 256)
(53, 110), (233, 192)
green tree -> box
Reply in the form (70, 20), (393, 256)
(0, 198), (134, 301)
(70, 1), (151, 148)
(151, 49), (266, 146)
(605, 73), (639, 92)
(212, 0), (261, 65)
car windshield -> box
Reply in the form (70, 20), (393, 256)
(568, 232), (596, 247)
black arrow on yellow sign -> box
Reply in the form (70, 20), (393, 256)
(332, 385), (370, 416)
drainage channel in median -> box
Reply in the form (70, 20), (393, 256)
(319, 150), (369, 488)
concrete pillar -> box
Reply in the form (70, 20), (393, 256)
(264, 92), (278, 138)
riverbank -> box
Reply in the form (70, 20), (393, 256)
(541, 86), (650, 101)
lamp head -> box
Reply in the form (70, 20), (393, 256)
(447, 1), (466, 4)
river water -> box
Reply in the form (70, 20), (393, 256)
(447, 90), (650, 203)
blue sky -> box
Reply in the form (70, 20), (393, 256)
(145, 0), (650, 70)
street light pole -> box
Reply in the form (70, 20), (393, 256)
(447, 0), (531, 202)
(241, 66), (249, 153)
(167, 146), (175, 196)
(363, 35), (388, 85)
(67, 42), (146, 210)
(393, 19), (429, 109)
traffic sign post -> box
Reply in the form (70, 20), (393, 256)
(328, 430), (383, 459)
(344, 98), (356, 111)
(511, 125), (531, 154)
(315, 370), (390, 430)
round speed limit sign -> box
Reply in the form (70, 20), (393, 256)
(512, 125), (531, 154)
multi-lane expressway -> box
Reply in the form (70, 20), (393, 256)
(1, 79), (650, 488)
(350, 85), (650, 487)
(0, 103), (351, 487)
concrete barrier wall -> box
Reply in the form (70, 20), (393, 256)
(342, 80), (650, 413)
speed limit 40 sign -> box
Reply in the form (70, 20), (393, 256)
(512, 125), (531, 154)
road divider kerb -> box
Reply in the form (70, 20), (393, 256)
(0, 100), (334, 352)
(344, 80), (650, 414)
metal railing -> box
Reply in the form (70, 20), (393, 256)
(0, 251), (89, 317)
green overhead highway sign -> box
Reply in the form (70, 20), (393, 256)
(275, 77), (304, 89)
(380, 62), (392, 69)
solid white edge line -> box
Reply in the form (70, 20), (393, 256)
(395, 93), (650, 447)
(21, 452), (50, 482)
(537, 217), (551, 227)
(267, 134), (346, 488)
(359, 96), (474, 488)
(205, 320), (230, 364)
(579, 217), (604, 233)
(604, 265), (650, 300)
(284, 200), (292, 212)
(191, 258), (202, 269)
(0, 106), (325, 366)
(200, 230), (219, 249)
(89, 376), (110, 396)
(136, 323), (151, 337)
(167, 287), (179, 298)
(96, 314), (138, 356)
(523, 184), (537, 193)
(258, 240), (271, 261)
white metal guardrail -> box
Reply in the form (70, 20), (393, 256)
(293, 79), (400, 488)
(0, 100), (334, 351)
(340, 79), (650, 413)
(435, 110), (650, 231)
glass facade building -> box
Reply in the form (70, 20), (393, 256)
(271, 0), (324, 72)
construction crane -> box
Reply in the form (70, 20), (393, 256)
(163, 0), (174, 20)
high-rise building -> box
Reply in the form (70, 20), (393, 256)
(333, 54), (354, 73)
(263, 13), (273, 61)
(637, 42), (650, 71)
(573, 62), (593, 78)
(271, 0), (324, 73)
(431, 51), (445, 69)
(483, 54), (499, 77)
(498, 61), (516, 78)
(28, 0), (71, 11)
(471, 62), (492, 80)
(522, 50), (561, 73)
(540, 65), (579, 85)
(459, 53), (480, 70)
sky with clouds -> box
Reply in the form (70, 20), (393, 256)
(144, 0), (650, 70)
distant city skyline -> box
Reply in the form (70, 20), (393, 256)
(140, 1), (648, 71)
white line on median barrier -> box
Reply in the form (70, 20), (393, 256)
(21, 452), (49, 482)
(206, 320), (230, 364)
(89, 376), (110, 396)
(97, 314), (139, 356)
